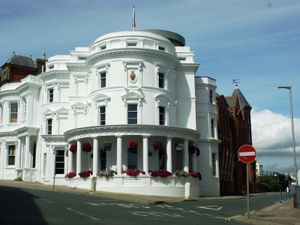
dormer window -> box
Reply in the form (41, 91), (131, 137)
(158, 46), (165, 51)
(48, 65), (54, 70)
(78, 57), (87, 60)
(127, 41), (137, 47)
(100, 45), (107, 50)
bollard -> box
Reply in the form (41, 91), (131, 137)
(293, 193), (297, 208)
(91, 176), (97, 192)
(185, 182), (191, 199)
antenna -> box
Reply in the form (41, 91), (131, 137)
(132, 6), (136, 31)
(232, 79), (240, 88)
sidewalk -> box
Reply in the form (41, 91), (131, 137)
(232, 199), (300, 225)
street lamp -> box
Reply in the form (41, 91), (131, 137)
(278, 86), (298, 188)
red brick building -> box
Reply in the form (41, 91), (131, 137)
(0, 53), (46, 86)
(217, 88), (256, 195)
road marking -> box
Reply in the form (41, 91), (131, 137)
(40, 199), (54, 204)
(197, 205), (223, 211)
(66, 207), (99, 221)
(176, 208), (185, 210)
(131, 211), (182, 218)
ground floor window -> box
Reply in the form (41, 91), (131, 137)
(128, 148), (137, 169)
(100, 150), (107, 170)
(7, 145), (16, 166)
(212, 153), (217, 176)
(159, 150), (166, 170)
(55, 150), (65, 174)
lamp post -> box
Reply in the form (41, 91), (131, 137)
(278, 86), (298, 188)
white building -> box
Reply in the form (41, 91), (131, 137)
(256, 162), (264, 177)
(0, 30), (220, 197)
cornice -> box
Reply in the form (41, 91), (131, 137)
(40, 70), (69, 80)
(199, 138), (222, 144)
(42, 135), (65, 143)
(87, 48), (180, 69)
(64, 125), (200, 143)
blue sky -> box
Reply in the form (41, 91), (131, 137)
(1, 0), (300, 174)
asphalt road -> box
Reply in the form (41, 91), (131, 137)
(0, 185), (279, 225)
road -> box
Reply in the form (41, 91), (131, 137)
(0, 185), (279, 225)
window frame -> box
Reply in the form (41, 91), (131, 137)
(48, 88), (54, 103)
(10, 102), (18, 123)
(127, 104), (138, 124)
(209, 90), (213, 104)
(127, 41), (138, 47)
(46, 118), (53, 135)
(7, 144), (16, 166)
(100, 72), (106, 88)
(158, 72), (165, 88)
(127, 148), (138, 170)
(99, 105), (106, 125)
(55, 150), (65, 175)
(212, 153), (217, 177)
(159, 106), (165, 125)
(158, 46), (165, 51)
(211, 119), (215, 138)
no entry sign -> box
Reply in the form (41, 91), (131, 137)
(238, 144), (256, 164)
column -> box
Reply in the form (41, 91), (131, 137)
(183, 139), (189, 172)
(143, 136), (149, 175)
(116, 136), (122, 175)
(24, 136), (30, 168)
(16, 140), (22, 169)
(92, 138), (99, 176)
(166, 137), (172, 172)
(68, 146), (73, 172)
(76, 140), (82, 174)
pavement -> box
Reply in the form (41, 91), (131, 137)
(230, 198), (300, 225)
(1, 180), (300, 224)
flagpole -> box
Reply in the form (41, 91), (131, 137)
(132, 6), (136, 31)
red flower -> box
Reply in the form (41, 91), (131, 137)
(149, 170), (172, 178)
(70, 144), (77, 153)
(189, 146), (200, 157)
(82, 142), (92, 152)
(65, 171), (76, 178)
(124, 169), (145, 177)
(153, 141), (164, 151)
(79, 170), (92, 178)
(189, 171), (202, 180)
(128, 140), (138, 149)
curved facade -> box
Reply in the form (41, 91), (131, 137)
(0, 30), (220, 197)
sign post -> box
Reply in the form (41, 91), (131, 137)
(238, 144), (256, 219)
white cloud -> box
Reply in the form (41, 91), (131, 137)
(251, 109), (300, 173)
(252, 109), (300, 150)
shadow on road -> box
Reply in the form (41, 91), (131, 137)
(0, 185), (48, 225)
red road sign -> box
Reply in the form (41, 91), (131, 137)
(238, 144), (256, 164)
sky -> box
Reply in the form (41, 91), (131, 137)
(0, 0), (299, 174)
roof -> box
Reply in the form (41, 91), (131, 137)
(225, 96), (237, 107)
(232, 88), (251, 108)
(2, 54), (37, 69)
(142, 29), (185, 46)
